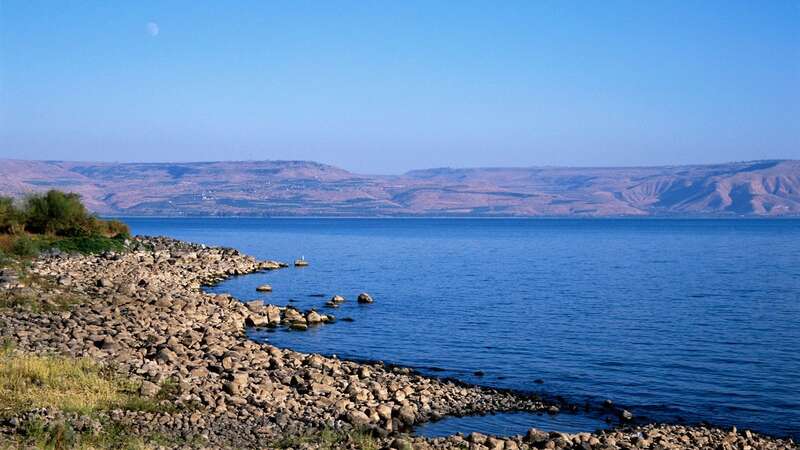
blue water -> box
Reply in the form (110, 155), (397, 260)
(415, 411), (609, 438)
(126, 218), (800, 439)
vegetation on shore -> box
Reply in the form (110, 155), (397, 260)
(0, 190), (129, 259)
(0, 343), (187, 449)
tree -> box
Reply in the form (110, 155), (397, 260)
(0, 196), (24, 234)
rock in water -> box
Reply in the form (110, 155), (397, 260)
(620, 409), (634, 421)
(255, 284), (272, 292)
(357, 292), (374, 304)
(306, 310), (323, 324)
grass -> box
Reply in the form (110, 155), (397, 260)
(0, 233), (127, 258)
(47, 235), (126, 254)
(270, 427), (379, 450)
(0, 348), (189, 449)
(0, 352), (129, 417)
(0, 349), (179, 418)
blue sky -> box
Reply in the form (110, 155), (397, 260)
(1, 1), (798, 173)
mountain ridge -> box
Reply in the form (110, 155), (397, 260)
(1, 159), (799, 217)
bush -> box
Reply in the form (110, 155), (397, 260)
(48, 235), (125, 254)
(0, 197), (24, 235)
(10, 235), (39, 258)
(23, 190), (94, 236)
(1, 190), (130, 239)
(93, 219), (130, 239)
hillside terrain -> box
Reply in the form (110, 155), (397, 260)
(0, 159), (799, 217)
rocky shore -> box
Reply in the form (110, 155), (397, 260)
(0, 236), (796, 449)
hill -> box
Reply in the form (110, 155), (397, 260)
(1, 159), (799, 217)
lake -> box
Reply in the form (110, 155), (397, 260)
(126, 218), (800, 439)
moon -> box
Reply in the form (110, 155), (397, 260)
(146, 22), (159, 37)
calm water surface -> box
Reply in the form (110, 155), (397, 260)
(127, 218), (800, 438)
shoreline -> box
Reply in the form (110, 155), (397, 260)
(0, 236), (796, 449)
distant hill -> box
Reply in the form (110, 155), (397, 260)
(1, 159), (799, 217)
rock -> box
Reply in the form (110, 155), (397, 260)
(246, 314), (270, 327)
(547, 405), (560, 414)
(222, 372), (249, 396)
(289, 322), (308, 331)
(346, 410), (371, 427)
(329, 294), (345, 304)
(527, 428), (549, 444)
(306, 310), (324, 324)
(398, 405), (416, 425)
(357, 292), (374, 304)
(245, 300), (264, 311)
(469, 432), (488, 445)
(620, 409), (634, 421)
(265, 305), (282, 324)
(485, 437), (505, 450)
(156, 347), (178, 364)
(376, 404), (393, 420)
(284, 308), (304, 322)
(255, 284), (272, 292)
(100, 336), (117, 350)
(140, 380), (160, 397)
(390, 438), (413, 450)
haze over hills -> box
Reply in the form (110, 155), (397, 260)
(0, 159), (799, 217)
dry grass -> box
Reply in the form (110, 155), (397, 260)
(0, 349), (187, 448)
(0, 234), (15, 254)
(0, 352), (131, 418)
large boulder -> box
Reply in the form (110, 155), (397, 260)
(265, 305), (282, 324)
(284, 308), (304, 322)
(306, 310), (324, 324)
(346, 410), (372, 427)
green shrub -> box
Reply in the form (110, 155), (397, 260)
(0, 191), (130, 258)
(48, 235), (126, 254)
(0, 197), (24, 235)
(93, 219), (131, 239)
(23, 190), (94, 236)
(10, 235), (39, 258)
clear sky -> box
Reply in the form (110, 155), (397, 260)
(1, 1), (798, 174)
